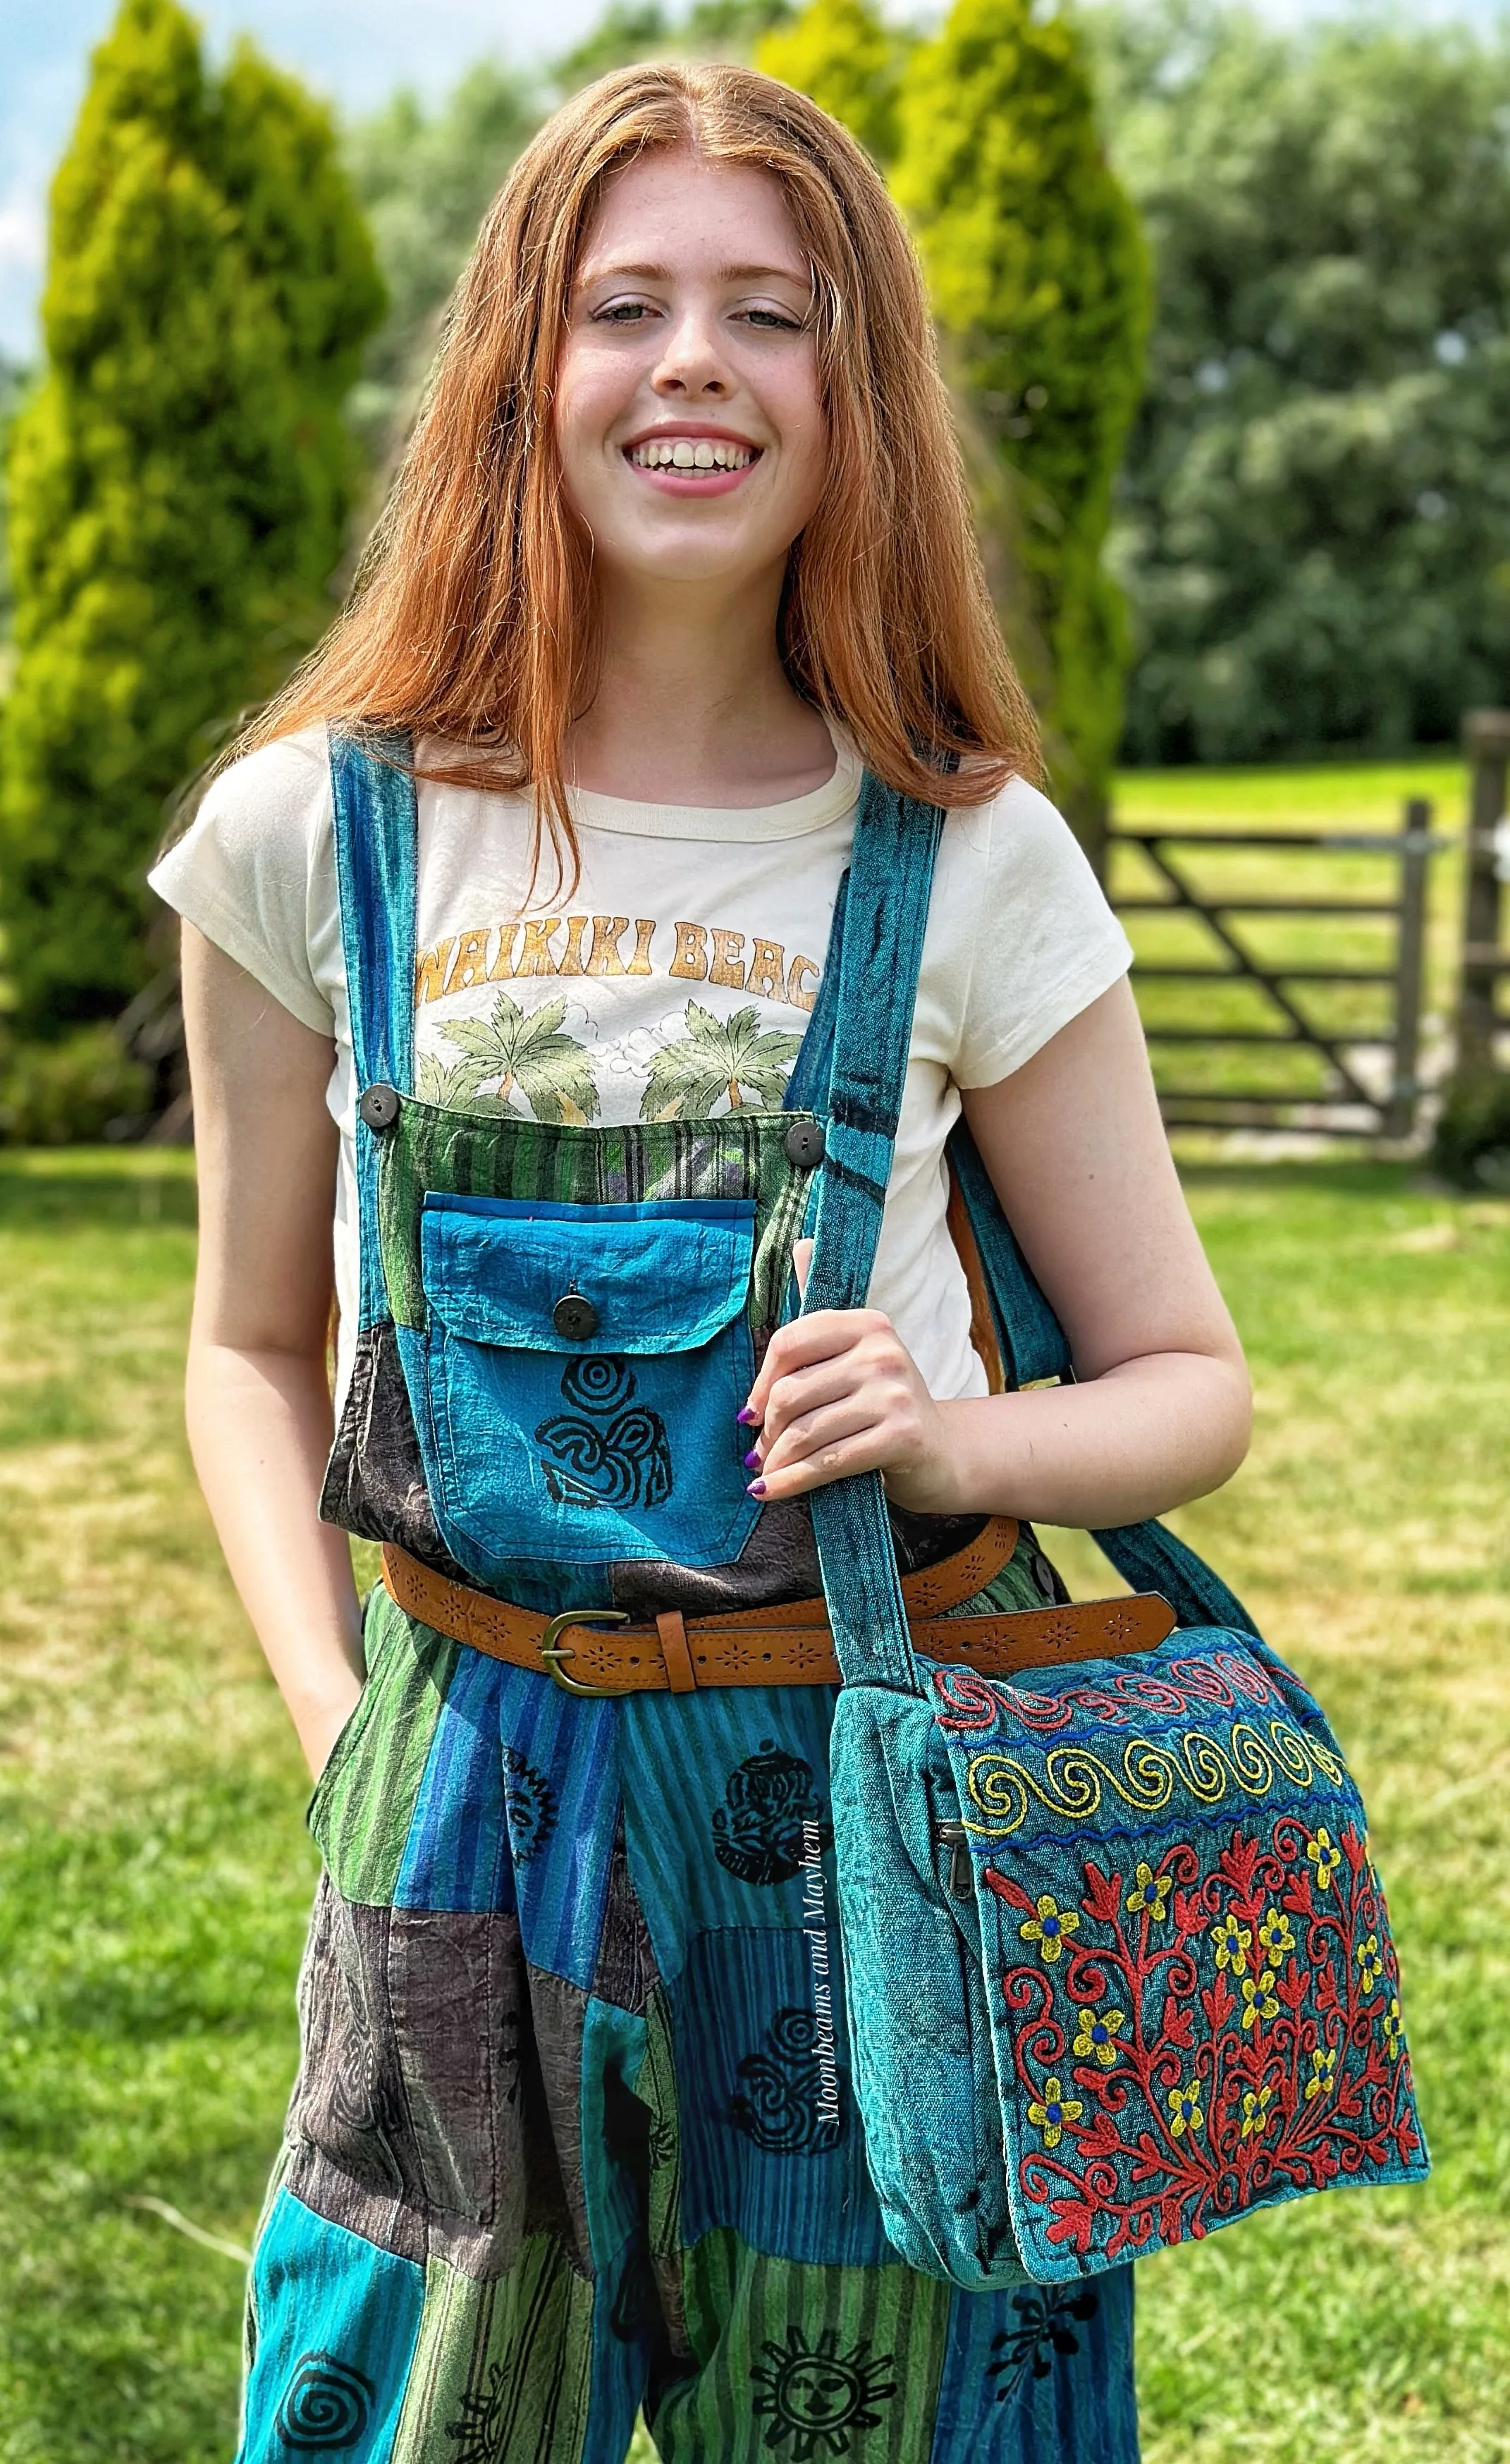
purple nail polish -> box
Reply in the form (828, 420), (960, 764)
(743, 1448), (762, 1469)
(747, 1478), (767, 1498)
(737, 1406), (759, 1426)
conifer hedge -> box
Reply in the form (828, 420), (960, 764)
(763, 0), (1148, 863)
(0, 0), (383, 1034)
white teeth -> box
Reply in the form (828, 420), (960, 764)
(628, 437), (755, 472)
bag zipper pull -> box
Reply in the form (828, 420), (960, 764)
(936, 1820), (973, 1899)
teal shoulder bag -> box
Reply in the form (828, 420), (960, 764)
(806, 777), (1430, 2288)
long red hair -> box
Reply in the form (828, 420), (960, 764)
(236, 61), (1039, 874)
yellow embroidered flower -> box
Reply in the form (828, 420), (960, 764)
(1258, 1906), (1295, 1963)
(1355, 1933), (1384, 1995)
(1241, 2084), (1275, 2138)
(1126, 1861), (1173, 1920)
(1072, 2006), (1127, 2068)
(1306, 1828), (1343, 1891)
(1211, 1913), (1252, 1973)
(1027, 2076), (1084, 2150)
(1167, 2080), (1204, 2138)
(1383, 1996), (1404, 2060)
(1303, 2045), (1338, 2102)
(1019, 1895), (1081, 1963)
(1239, 1968), (1279, 2030)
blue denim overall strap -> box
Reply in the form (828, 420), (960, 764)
(943, 1121), (1260, 1636)
(329, 728), (419, 1333)
(802, 773), (945, 1696)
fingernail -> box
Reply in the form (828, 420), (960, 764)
(737, 1406), (759, 1426)
(743, 1448), (762, 1469)
(747, 1478), (767, 1497)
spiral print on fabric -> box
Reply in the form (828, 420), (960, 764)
(274, 2352), (374, 2451)
(535, 1354), (673, 1510)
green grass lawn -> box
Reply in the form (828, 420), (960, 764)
(1, 1146), (1505, 2463)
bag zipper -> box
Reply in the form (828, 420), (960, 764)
(935, 1820), (974, 1900)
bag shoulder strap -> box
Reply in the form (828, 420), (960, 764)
(804, 773), (945, 1693)
(328, 727), (418, 1330)
(946, 1115), (1260, 1638)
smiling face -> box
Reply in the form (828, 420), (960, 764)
(554, 150), (829, 598)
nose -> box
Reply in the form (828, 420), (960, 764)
(651, 305), (732, 401)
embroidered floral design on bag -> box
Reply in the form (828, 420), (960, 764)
(1027, 2076), (1083, 2147)
(749, 2327), (897, 2458)
(1072, 2006), (1125, 2066)
(712, 1741), (832, 1886)
(1019, 1894), (1081, 1962)
(1241, 2083), (1275, 2138)
(534, 1355), (673, 1510)
(275, 2353), (374, 2451)
(1167, 2079), (1204, 2137)
(985, 2288), (1100, 2400)
(981, 1815), (1423, 2264)
(1125, 1861), (1173, 1920)
(730, 2006), (846, 2154)
(1306, 1826), (1342, 1889)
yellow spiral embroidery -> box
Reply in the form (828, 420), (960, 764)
(963, 1721), (1344, 1839)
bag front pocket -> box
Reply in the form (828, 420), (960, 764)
(417, 1192), (760, 1579)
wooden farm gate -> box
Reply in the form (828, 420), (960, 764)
(1110, 803), (1442, 1139)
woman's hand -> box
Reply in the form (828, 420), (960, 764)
(740, 980), (1252, 1530)
(741, 1290), (955, 1513)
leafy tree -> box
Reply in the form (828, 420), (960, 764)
(893, 0), (1150, 859)
(0, 356), (26, 655)
(641, 1000), (801, 1116)
(344, 65), (538, 462)
(0, 0), (383, 1035)
(756, 0), (913, 165)
(1086, 1), (1510, 762)
(438, 992), (601, 1123)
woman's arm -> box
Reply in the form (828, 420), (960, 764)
(182, 924), (365, 1778)
(744, 977), (1252, 1528)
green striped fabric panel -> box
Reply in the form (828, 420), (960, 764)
(309, 1587), (460, 1906)
(376, 1100), (810, 1335)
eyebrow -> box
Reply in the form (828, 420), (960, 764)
(577, 259), (810, 287)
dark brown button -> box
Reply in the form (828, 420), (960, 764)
(359, 1082), (401, 1132)
(783, 1119), (825, 1169)
(553, 1292), (599, 1341)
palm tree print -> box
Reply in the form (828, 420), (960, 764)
(437, 992), (601, 1124)
(415, 1051), (505, 1110)
(640, 1001), (802, 1120)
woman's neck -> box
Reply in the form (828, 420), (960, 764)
(565, 567), (836, 808)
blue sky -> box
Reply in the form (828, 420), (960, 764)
(0, 0), (610, 358)
(0, 0), (1499, 360)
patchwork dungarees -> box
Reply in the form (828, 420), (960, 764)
(236, 739), (1140, 2464)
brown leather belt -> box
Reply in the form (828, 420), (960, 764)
(380, 1520), (1177, 1696)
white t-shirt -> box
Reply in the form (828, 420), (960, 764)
(150, 725), (1131, 1413)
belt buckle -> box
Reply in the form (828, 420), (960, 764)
(539, 1607), (630, 1696)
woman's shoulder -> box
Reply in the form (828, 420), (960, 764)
(928, 768), (1132, 1086)
(189, 724), (332, 854)
(149, 725), (337, 1037)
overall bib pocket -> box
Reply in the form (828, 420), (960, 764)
(418, 1192), (761, 1579)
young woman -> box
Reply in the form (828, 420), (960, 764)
(156, 61), (1250, 2464)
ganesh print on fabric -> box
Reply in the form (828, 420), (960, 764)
(933, 1638), (1427, 2274)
